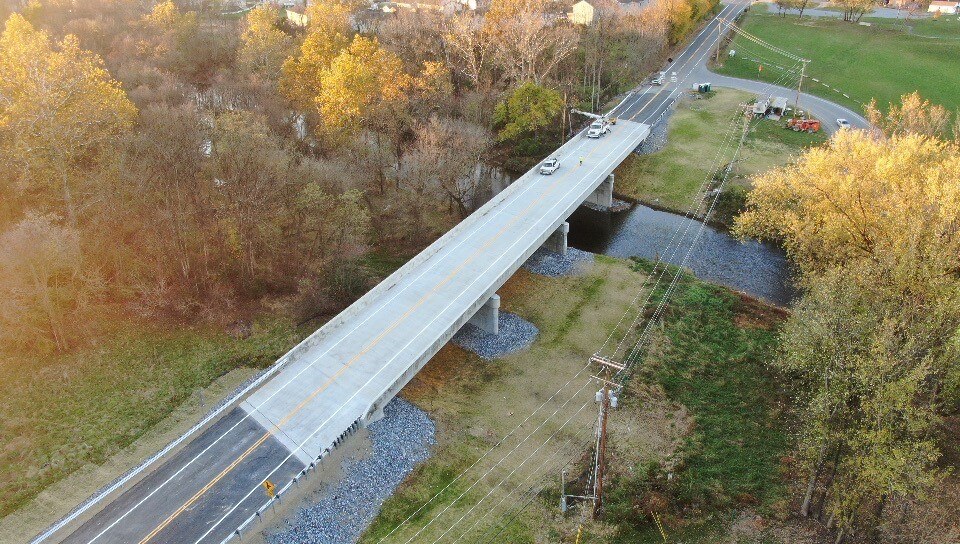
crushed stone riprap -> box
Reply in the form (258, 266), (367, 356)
(452, 311), (539, 360)
(266, 398), (435, 544)
(522, 247), (595, 277)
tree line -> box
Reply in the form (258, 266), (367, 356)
(0, 0), (716, 353)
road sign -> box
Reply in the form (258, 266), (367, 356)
(262, 480), (276, 498)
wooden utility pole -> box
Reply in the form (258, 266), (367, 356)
(795, 59), (809, 118)
(716, 19), (722, 63)
(593, 383), (610, 520)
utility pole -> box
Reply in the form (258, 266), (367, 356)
(716, 19), (722, 63)
(592, 382), (610, 520)
(795, 59), (809, 118)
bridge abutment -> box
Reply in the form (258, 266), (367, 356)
(543, 222), (569, 256)
(585, 174), (614, 209)
(467, 293), (500, 335)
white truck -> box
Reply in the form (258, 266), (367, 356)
(539, 157), (560, 175)
(587, 119), (611, 138)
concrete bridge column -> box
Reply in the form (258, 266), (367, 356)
(468, 294), (500, 335)
(586, 174), (614, 209)
(543, 222), (569, 256)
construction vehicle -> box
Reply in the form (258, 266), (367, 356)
(785, 117), (821, 133)
(587, 119), (611, 138)
(571, 109), (613, 138)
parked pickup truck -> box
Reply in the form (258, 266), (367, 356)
(539, 157), (560, 175)
(587, 119), (611, 138)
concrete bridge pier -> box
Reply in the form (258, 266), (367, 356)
(543, 222), (570, 256)
(585, 174), (614, 208)
(467, 294), (500, 335)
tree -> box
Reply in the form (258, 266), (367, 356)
(279, 0), (353, 110)
(774, 0), (803, 16)
(493, 82), (564, 142)
(402, 117), (493, 218)
(836, 0), (875, 22)
(865, 92), (953, 139)
(0, 213), (96, 352)
(0, 14), (137, 224)
(778, 271), (946, 539)
(239, 4), (292, 80)
(442, 12), (491, 89)
(484, 0), (578, 84)
(734, 130), (960, 281)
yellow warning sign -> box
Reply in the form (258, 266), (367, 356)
(262, 480), (276, 498)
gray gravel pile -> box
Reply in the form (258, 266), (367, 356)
(452, 311), (538, 360)
(523, 247), (594, 277)
(267, 398), (435, 544)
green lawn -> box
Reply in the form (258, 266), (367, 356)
(714, 12), (960, 115)
(0, 319), (307, 519)
(604, 259), (791, 542)
(614, 89), (826, 223)
(863, 15), (960, 39)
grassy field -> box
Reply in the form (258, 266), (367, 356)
(714, 12), (960, 115)
(362, 256), (791, 543)
(613, 89), (826, 222)
(0, 319), (308, 522)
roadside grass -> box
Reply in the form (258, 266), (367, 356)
(640, 263), (789, 509)
(0, 319), (307, 520)
(867, 15), (960, 39)
(589, 259), (791, 542)
(363, 257), (792, 543)
(714, 12), (960, 115)
(613, 89), (824, 221)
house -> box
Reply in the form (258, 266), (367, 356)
(374, 0), (475, 13)
(928, 0), (959, 14)
(568, 0), (595, 24)
(285, 7), (309, 26)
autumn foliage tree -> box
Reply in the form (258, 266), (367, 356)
(239, 4), (292, 80)
(279, 0), (353, 111)
(0, 14), (137, 224)
(736, 128), (960, 540)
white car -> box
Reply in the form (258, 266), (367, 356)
(836, 118), (851, 129)
(587, 120), (611, 138)
(539, 157), (560, 175)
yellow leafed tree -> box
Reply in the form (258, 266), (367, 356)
(279, 0), (353, 109)
(0, 14), (137, 223)
(734, 129), (960, 282)
(239, 4), (293, 79)
(316, 36), (411, 132)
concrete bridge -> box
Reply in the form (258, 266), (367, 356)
(53, 120), (649, 544)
